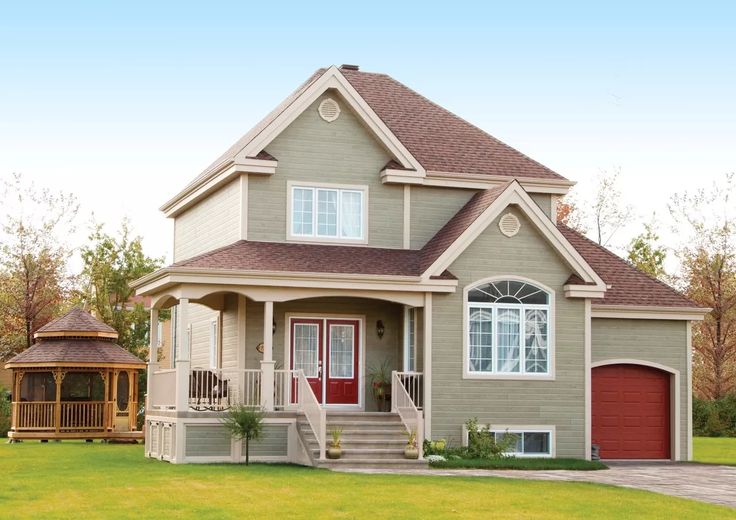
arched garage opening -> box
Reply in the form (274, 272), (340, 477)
(592, 362), (678, 460)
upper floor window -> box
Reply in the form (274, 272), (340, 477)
(467, 279), (551, 376)
(290, 183), (366, 242)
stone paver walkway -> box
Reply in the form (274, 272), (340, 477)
(336, 462), (736, 509)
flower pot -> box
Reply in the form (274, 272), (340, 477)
(404, 446), (419, 459)
(327, 446), (342, 459)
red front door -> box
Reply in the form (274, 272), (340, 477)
(325, 320), (360, 405)
(290, 318), (360, 406)
(290, 319), (323, 402)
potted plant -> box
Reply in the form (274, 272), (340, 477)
(404, 428), (419, 459)
(368, 359), (392, 411)
(328, 427), (343, 459)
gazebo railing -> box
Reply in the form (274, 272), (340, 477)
(14, 401), (55, 430)
(60, 401), (106, 431)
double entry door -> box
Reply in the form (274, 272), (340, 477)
(290, 317), (360, 405)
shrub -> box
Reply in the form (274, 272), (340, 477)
(465, 417), (517, 459)
(0, 385), (10, 438)
(693, 396), (736, 437)
(222, 405), (264, 465)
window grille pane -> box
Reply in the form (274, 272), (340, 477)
(317, 189), (338, 236)
(293, 323), (319, 377)
(523, 432), (550, 454)
(525, 309), (548, 373)
(292, 188), (314, 235)
(329, 324), (354, 378)
(496, 308), (520, 372)
(340, 191), (363, 238)
(469, 308), (493, 372)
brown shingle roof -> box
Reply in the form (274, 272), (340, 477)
(340, 69), (565, 180)
(36, 308), (117, 336)
(5, 339), (145, 367)
(558, 225), (700, 308)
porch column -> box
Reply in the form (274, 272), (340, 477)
(422, 293), (432, 441)
(53, 369), (64, 434)
(146, 308), (160, 410)
(260, 301), (275, 411)
(175, 299), (190, 412)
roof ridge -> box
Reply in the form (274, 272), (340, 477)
(558, 223), (700, 307)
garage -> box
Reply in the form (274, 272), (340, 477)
(592, 363), (671, 459)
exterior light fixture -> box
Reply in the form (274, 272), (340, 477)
(376, 320), (385, 339)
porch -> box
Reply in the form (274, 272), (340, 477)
(143, 289), (432, 465)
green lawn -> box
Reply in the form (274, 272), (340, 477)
(694, 436), (736, 465)
(1, 443), (734, 519)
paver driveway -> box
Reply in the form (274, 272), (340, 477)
(339, 462), (736, 509)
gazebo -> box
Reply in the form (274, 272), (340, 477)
(4, 308), (145, 441)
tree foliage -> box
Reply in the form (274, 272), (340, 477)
(591, 168), (631, 247)
(627, 222), (667, 280)
(556, 193), (587, 233)
(0, 174), (78, 361)
(670, 173), (736, 399)
(222, 405), (264, 465)
(78, 220), (163, 360)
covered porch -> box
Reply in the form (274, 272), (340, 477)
(140, 279), (444, 463)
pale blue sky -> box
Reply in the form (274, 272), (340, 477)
(1, 1), (734, 265)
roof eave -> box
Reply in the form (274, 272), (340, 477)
(591, 304), (711, 321)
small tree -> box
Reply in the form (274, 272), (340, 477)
(627, 221), (667, 280)
(591, 168), (632, 247)
(222, 405), (264, 465)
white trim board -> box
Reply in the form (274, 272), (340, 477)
(591, 305), (709, 321)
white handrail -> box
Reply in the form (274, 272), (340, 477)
(296, 370), (326, 460)
(391, 370), (424, 459)
(394, 371), (423, 410)
(274, 369), (297, 410)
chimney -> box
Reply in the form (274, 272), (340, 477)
(340, 64), (359, 71)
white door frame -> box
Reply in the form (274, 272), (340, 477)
(285, 313), (365, 410)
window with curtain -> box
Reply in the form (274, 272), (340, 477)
(467, 280), (550, 375)
(291, 185), (364, 240)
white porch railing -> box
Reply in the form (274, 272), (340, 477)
(188, 368), (261, 411)
(150, 369), (176, 408)
(295, 370), (326, 460)
(395, 371), (423, 410)
(391, 370), (424, 459)
(274, 369), (297, 411)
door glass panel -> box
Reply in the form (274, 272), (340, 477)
(116, 371), (130, 412)
(293, 323), (319, 377)
(329, 324), (354, 379)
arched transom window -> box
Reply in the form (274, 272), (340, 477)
(467, 280), (551, 375)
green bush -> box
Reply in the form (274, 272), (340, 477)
(0, 385), (11, 438)
(423, 418), (518, 460)
(693, 395), (736, 437)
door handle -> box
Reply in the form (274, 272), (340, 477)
(318, 360), (323, 378)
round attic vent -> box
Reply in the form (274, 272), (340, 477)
(499, 213), (521, 237)
(318, 98), (341, 122)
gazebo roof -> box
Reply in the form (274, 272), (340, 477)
(35, 307), (119, 339)
(5, 308), (145, 369)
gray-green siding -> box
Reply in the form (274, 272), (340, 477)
(248, 92), (404, 248)
(432, 206), (586, 457)
(592, 318), (689, 460)
(185, 425), (232, 457)
(246, 424), (289, 457)
(410, 186), (475, 249)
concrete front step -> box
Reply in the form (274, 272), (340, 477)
(314, 458), (428, 470)
(312, 448), (408, 460)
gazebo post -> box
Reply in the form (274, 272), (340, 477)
(102, 370), (110, 432)
(53, 369), (64, 435)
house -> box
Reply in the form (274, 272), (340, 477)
(133, 64), (708, 466)
(4, 308), (145, 441)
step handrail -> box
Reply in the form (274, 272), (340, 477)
(296, 370), (326, 460)
(391, 370), (424, 459)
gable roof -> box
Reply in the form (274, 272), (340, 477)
(558, 225), (700, 308)
(35, 308), (118, 338)
(161, 65), (572, 216)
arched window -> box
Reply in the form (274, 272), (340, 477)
(467, 280), (551, 375)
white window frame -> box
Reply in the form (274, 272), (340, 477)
(287, 181), (368, 244)
(463, 276), (555, 380)
(209, 319), (219, 369)
(462, 424), (556, 458)
(403, 306), (417, 372)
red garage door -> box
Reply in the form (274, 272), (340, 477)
(592, 364), (670, 459)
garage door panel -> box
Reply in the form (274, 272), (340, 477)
(592, 364), (670, 459)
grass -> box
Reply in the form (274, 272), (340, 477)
(429, 457), (608, 471)
(1, 443), (734, 519)
(694, 436), (736, 465)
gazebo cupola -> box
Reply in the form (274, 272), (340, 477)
(4, 308), (145, 441)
